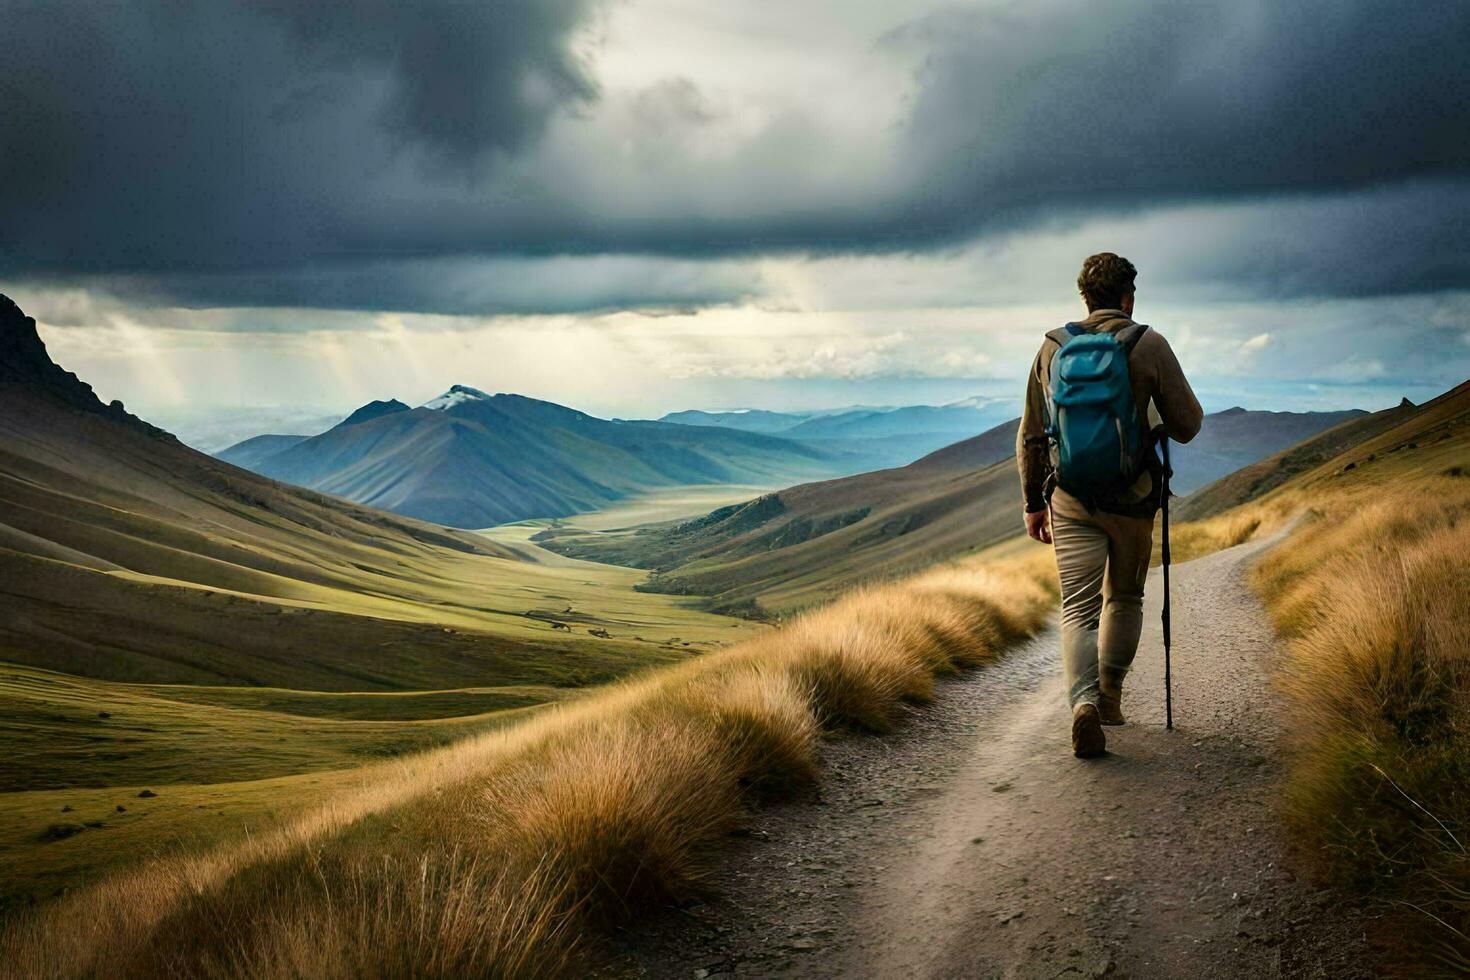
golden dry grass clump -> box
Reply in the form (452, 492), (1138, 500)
(0, 550), (1055, 979)
(1157, 493), (1298, 565)
(1252, 479), (1470, 973)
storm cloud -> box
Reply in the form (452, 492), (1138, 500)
(1, 0), (601, 271)
(2, 0), (1468, 312)
(888, 1), (1470, 232)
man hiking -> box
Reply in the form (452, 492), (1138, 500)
(1016, 253), (1203, 758)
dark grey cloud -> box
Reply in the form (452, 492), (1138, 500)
(72, 254), (764, 319)
(1152, 183), (1470, 300)
(0, 0), (598, 271)
(1, 0), (1467, 313)
(884, 0), (1470, 237)
(252, 1), (598, 166)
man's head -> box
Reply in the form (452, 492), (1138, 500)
(1077, 252), (1137, 314)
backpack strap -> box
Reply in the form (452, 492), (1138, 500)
(1045, 325), (1078, 347)
(1114, 322), (1150, 353)
(1040, 325), (1079, 438)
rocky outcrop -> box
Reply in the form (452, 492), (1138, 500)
(0, 292), (171, 439)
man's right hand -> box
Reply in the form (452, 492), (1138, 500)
(1024, 509), (1052, 544)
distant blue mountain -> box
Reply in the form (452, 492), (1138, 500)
(219, 388), (844, 528)
(658, 397), (1018, 469)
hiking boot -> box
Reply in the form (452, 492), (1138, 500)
(1098, 667), (1126, 726)
(1071, 703), (1107, 758)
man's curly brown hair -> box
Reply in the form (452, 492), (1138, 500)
(1077, 252), (1137, 311)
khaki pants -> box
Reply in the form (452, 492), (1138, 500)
(1050, 492), (1155, 708)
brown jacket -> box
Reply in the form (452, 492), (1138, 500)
(1016, 308), (1202, 517)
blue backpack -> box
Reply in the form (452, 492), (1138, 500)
(1044, 321), (1151, 503)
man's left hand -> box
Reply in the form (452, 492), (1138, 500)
(1024, 509), (1052, 544)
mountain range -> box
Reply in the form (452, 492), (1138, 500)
(217, 386), (1360, 534)
(659, 397), (1018, 469)
(220, 387), (843, 528)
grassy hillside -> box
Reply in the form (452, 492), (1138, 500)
(1, 771), (358, 921)
(1171, 381), (1470, 971)
(1, 659), (560, 915)
(227, 386), (843, 528)
(0, 518), (754, 911)
(0, 370), (754, 690)
(537, 419), (1027, 616)
(0, 546), (1056, 977)
(211, 432), (308, 470)
(1175, 398), (1418, 520)
(0, 662), (561, 792)
(0, 304), (623, 690)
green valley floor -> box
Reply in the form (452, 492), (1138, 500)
(1, 500), (760, 917)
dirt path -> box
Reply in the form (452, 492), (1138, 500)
(613, 534), (1381, 978)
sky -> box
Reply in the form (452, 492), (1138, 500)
(2, 0), (1467, 432)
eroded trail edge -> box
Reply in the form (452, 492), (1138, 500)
(616, 535), (1379, 979)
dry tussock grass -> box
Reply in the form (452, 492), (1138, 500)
(1152, 462), (1470, 972)
(1158, 493), (1298, 565)
(1251, 480), (1470, 974)
(1, 550), (1054, 978)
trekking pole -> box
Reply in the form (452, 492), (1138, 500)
(1158, 429), (1173, 731)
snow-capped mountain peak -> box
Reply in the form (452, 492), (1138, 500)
(421, 385), (491, 411)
